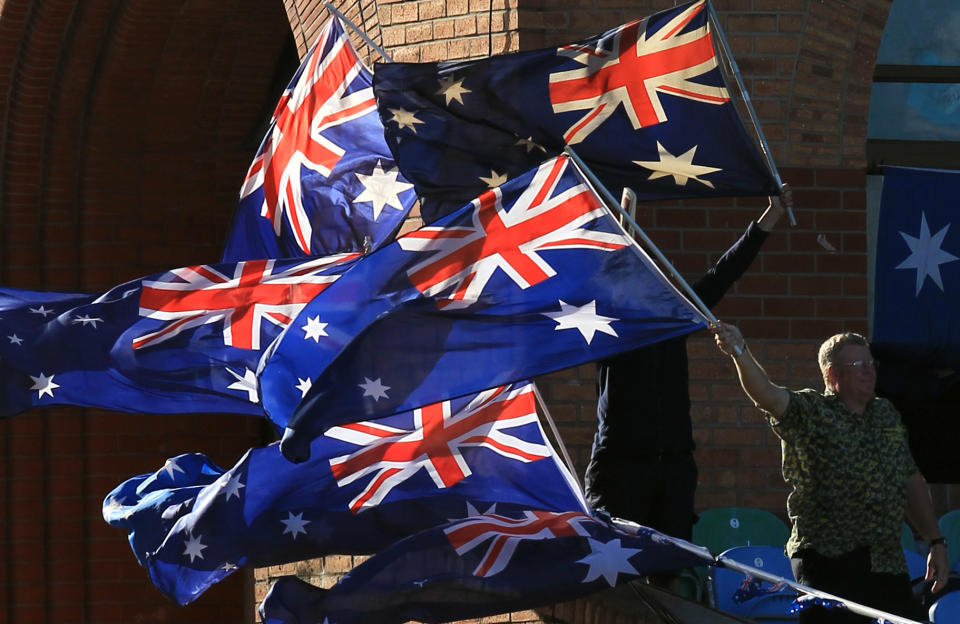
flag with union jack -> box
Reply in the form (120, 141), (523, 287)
(374, 0), (778, 223)
(258, 154), (707, 462)
(0, 253), (356, 418)
(103, 381), (588, 605)
(223, 15), (416, 261)
(258, 509), (713, 624)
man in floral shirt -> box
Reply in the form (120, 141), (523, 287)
(712, 324), (949, 622)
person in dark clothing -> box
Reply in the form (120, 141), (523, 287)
(584, 186), (790, 546)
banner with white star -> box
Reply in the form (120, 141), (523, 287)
(258, 509), (712, 624)
(373, 0), (779, 223)
(102, 381), (587, 605)
(258, 155), (708, 462)
(0, 254), (354, 418)
(873, 166), (960, 371)
(222, 16), (416, 262)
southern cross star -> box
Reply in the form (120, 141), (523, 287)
(436, 76), (471, 105)
(30, 372), (60, 399)
(388, 108), (425, 132)
(359, 377), (390, 401)
(302, 315), (329, 342)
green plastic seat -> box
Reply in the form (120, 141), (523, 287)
(693, 507), (791, 555)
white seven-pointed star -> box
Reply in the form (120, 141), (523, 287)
(29, 305), (54, 317)
(896, 212), (959, 295)
(359, 377), (390, 401)
(633, 142), (721, 188)
(226, 367), (259, 403)
(162, 458), (186, 480)
(479, 170), (508, 188)
(183, 534), (207, 562)
(436, 76), (471, 105)
(72, 314), (104, 328)
(221, 473), (245, 501)
(301, 315), (329, 343)
(8, 334), (23, 345)
(542, 300), (619, 345)
(281, 511), (310, 539)
(577, 538), (641, 586)
(30, 373), (59, 399)
(354, 161), (414, 221)
(388, 108), (425, 132)
(296, 377), (312, 398)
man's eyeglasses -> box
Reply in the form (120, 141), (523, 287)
(839, 358), (877, 369)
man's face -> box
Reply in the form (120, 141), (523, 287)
(830, 343), (877, 404)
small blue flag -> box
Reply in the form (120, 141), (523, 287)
(373, 0), (777, 222)
(223, 16), (416, 261)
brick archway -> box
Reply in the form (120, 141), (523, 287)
(0, 1), (293, 622)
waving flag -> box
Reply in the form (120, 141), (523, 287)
(259, 155), (707, 461)
(374, 0), (777, 222)
(223, 15), (416, 261)
(0, 254), (355, 418)
(103, 382), (587, 605)
(258, 510), (712, 624)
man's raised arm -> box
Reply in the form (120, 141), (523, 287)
(712, 321), (790, 418)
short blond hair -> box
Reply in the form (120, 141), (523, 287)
(818, 332), (870, 387)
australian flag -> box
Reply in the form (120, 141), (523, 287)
(373, 0), (778, 222)
(257, 155), (708, 461)
(259, 510), (713, 624)
(0, 254), (355, 418)
(873, 166), (960, 397)
(223, 15), (416, 261)
(103, 382), (588, 605)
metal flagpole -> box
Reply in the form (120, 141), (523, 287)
(705, 0), (795, 226)
(716, 555), (925, 624)
(324, 1), (394, 63)
(531, 383), (584, 501)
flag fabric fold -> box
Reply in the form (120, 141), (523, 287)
(373, 0), (777, 223)
(103, 381), (588, 605)
(0, 254), (355, 418)
(258, 510), (713, 624)
(223, 15), (416, 261)
(258, 154), (708, 461)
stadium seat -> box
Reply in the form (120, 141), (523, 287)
(938, 510), (960, 571)
(929, 588), (960, 623)
(904, 548), (927, 582)
(694, 507), (791, 554)
(711, 545), (798, 621)
(902, 522), (918, 553)
(693, 507), (791, 606)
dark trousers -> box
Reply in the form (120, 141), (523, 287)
(791, 547), (922, 623)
